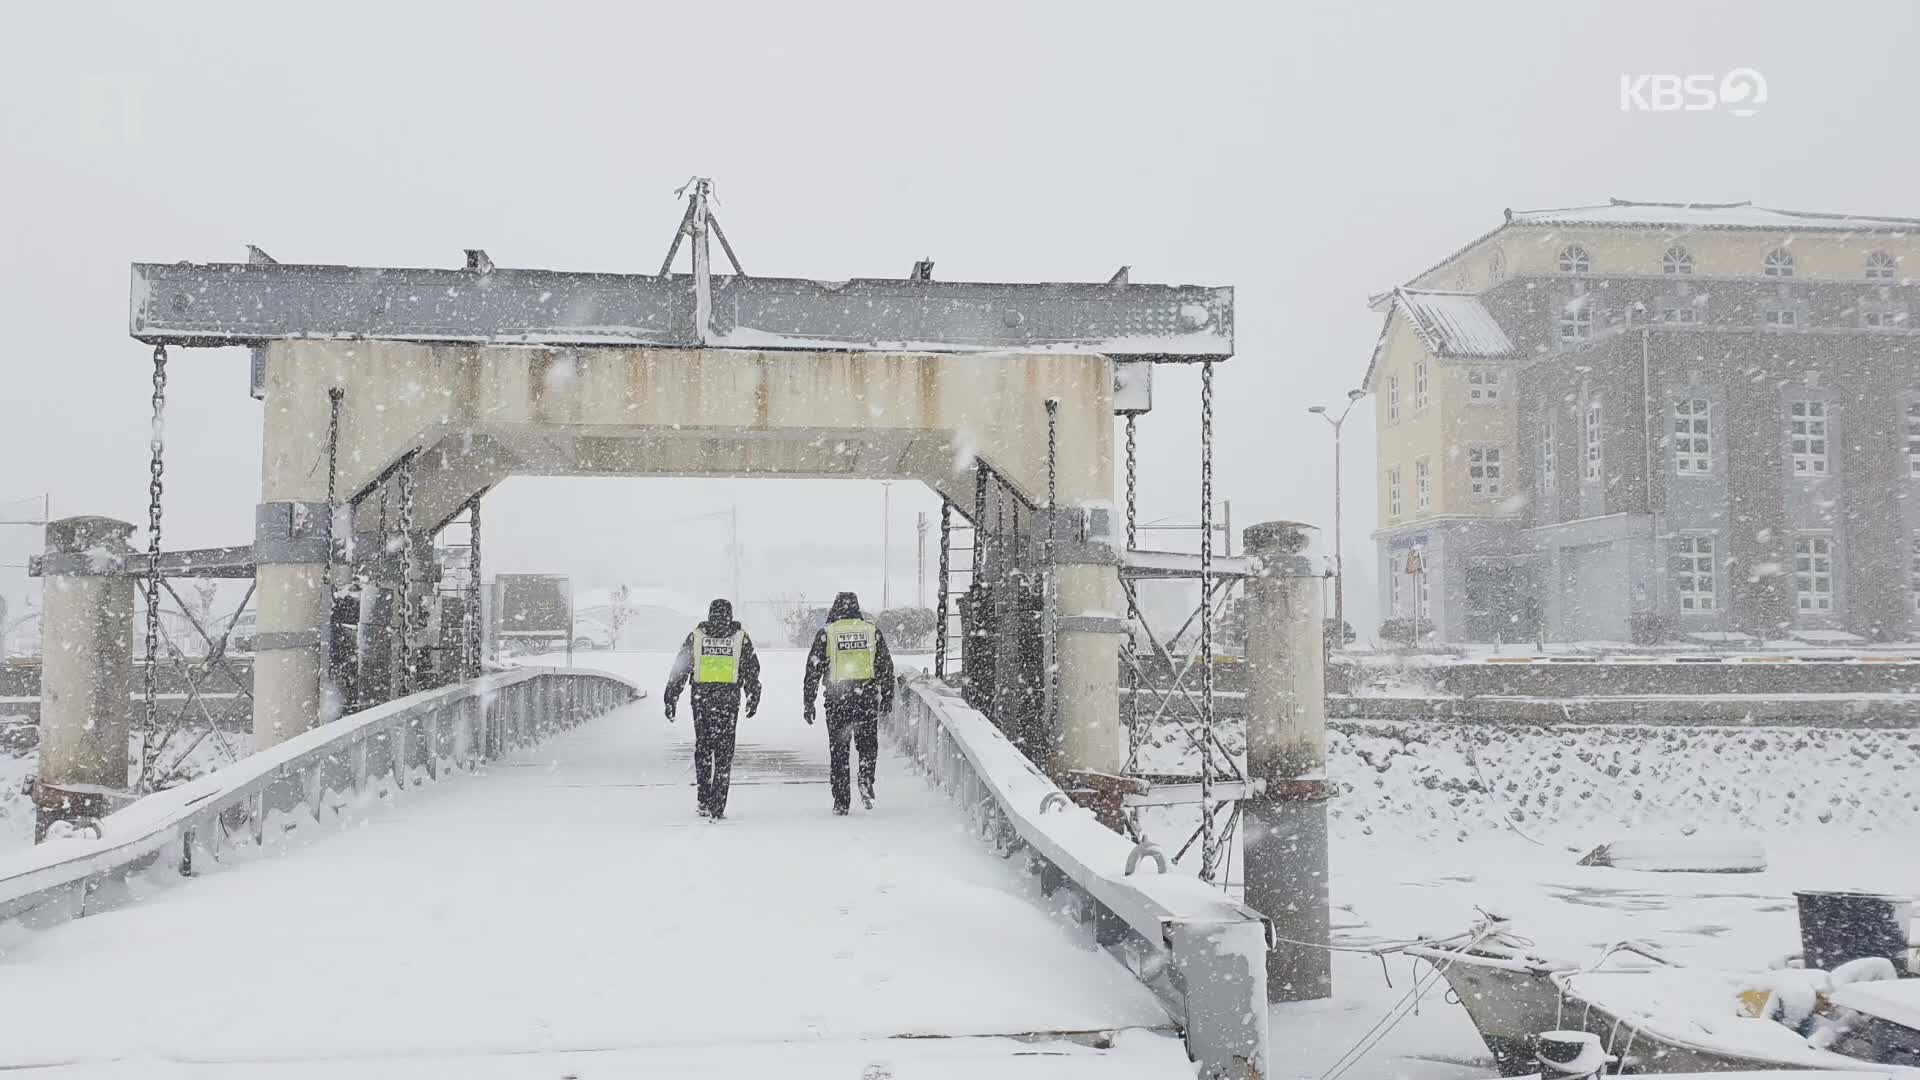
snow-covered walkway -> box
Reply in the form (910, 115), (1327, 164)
(0, 652), (1184, 1078)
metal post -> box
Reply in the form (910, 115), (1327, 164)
(916, 511), (928, 610)
(881, 481), (892, 611)
(34, 517), (137, 840)
(729, 503), (741, 606)
(1241, 520), (1331, 1002)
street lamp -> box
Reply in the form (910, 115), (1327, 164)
(1309, 388), (1367, 646)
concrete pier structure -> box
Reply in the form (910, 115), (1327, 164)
(33, 516), (137, 838)
(1239, 520), (1332, 1002)
(251, 342), (1124, 772)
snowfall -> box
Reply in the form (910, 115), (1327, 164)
(0, 650), (1916, 1079)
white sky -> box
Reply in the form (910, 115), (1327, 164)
(4, 1), (1917, 631)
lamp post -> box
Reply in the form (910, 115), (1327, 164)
(1308, 388), (1367, 647)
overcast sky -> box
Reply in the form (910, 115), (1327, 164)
(4, 1), (1916, 631)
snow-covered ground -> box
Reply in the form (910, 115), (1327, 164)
(0, 650), (1186, 1078)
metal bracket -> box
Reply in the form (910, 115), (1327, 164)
(253, 629), (322, 652)
(255, 501), (331, 565)
(1056, 615), (1130, 635)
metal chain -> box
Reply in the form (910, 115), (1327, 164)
(1198, 360), (1217, 882)
(1044, 400), (1059, 746)
(466, 494), (483, 677)
(1122, 412), (1141, 773)
(319, 388), (344, 712)
(392, 461), (417, 697)
(140, 345), (168, 783)
(935, 500), (952, 679)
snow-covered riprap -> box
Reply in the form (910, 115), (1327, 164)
(1137, 716), (1919, 848)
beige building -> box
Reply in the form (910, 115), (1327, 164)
(1365, 199), (1920, 643)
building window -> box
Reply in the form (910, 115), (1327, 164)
(1387, 375), (1400, 424)
(1867, 251), (1899, 280)
(1584, 400), (1603, 481)
(1661, 304), (1700, 324)
(1416, 567), (1430, 620)
(1468, 368), (1502, 402)
(1911, 537), (1920, 614)
(1766, 307), (1798, 328)
(1672, 534), (1717, 612)
(1663, 246), (1693, 275)
(1560, 296), (1593, 341)
(1468, 446), (1503, 497)
(1764, 248), (1795, 277)
(1864, 308), (1904, 329)
(1794, 536), (1835, 613)
(1414, 359), (1430, 412)
(1388, 467), (1402, 520)
(1415, 458), (1432, 511)
(1789, 401), (1829, 476)
(1389, 565), (1403, 616)
(1540, 411), (1557, 501)
(1558, 245), (1590, 274)
(1673, 398), (1711, 474)
(1908, 403), (1920, 477)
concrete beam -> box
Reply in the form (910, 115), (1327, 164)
(132, 262), (1233, 361)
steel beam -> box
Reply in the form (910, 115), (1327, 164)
(130, 262), (1233, 360)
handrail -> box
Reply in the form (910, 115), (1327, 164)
(0, 667), (639, 927)
(887, 675), (1270, 1080)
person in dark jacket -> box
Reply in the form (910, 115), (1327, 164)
(664, 599), (761, 820)
(801, 591), (894, 815)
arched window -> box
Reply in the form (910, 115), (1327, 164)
(1558, 245), (1590, 274)
(1866, 251), (1899, 280)
(1662, 246), (1694, 275)
(1764, 248), (1795, 277)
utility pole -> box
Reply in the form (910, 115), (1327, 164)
(880, 482), (892, 611)
(916, 512), (929, 608)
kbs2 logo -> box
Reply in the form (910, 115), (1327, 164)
(1619, 69), (1768, 117)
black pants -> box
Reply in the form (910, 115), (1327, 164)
(826, 714), (878, 811)
(692, 711), (739, 815)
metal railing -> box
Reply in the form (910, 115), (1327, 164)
(0, 667), (639, 928)
(888, 675), (1271, 1080)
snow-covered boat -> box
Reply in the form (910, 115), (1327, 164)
(1412, 924), (1920, 1076)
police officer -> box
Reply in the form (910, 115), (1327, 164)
(664, 599), (761, 820)
(801, 591), (894, 815)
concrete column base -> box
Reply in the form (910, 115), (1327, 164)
(1244, 789), (1332, 1001)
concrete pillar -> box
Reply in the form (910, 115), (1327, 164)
(34, 516), (136, 840)
(1052, 508), (1124, 776)
(1240, 520), (1331, 1002)
(256, 350), (336, 747)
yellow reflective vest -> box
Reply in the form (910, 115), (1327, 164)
(694, 629), (746, 684)
(825, 619), (877, 682)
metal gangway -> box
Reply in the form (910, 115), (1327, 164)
(0, 659), (1271, 1078)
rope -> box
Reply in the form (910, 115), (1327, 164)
(1318, 923), (1499, 1080)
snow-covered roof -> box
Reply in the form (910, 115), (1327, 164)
(1392, 289), (1515, 358)
(1362, 288), (1515, 390)
(1506, 199), (1920, 234)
